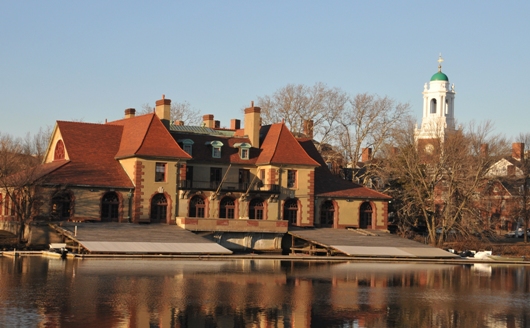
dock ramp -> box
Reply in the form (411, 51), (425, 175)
(50, 222), (232, 255)
(288, 228), (458, 258)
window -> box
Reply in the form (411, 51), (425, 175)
(320, 201), (335, 227)
(212, 147), (221, 158)
(189, 196), (205, 218)
(54, 140), (65, 160)
(210, 167), (222, 189)
(206, 140), (224, 158)
(287, 170), (297, 188)
(249, 198), (264, 220)
(240, 148), (249, 160)
(260, 169), (265, 180)
(101, 192), (119, 222)
(359, 202), (373, 229)
(239, 169), (250, 190)
(178, 139), (194, 156)
(51, 192), (71, 220)
(155, 163), (166, 182)
(234, 142), (251, 160)
(183, 144), (193, 155)
(284, 199), (298, 225)
(220, 197), (235, 219)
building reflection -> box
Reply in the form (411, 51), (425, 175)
(0, 257), (529, 327)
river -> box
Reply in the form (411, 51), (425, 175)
(0, 256), (529, 328)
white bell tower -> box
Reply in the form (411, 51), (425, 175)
(415, 54), (456, 143)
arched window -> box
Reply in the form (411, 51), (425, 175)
(189, 196), (205, 218)
(150, 194), (167, 223)
(430, 99), (437, 114)
(220, 197), (235, 219)
(249, 198), (264, 220)
(54, 140), (65, 161)
(284, 199), (298, 225)
(51, 192), (71, 220)
(101, 192), (119, 222)
(359, 202), (373, 229)
(320, 200), (335, 227)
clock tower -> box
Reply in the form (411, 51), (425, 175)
(415, 54), (456, 151)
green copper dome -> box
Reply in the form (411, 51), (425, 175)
(430, 71), (449, 81)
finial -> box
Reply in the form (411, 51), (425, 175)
(251, 100), (254, 107)
(437, 53), (444, 72)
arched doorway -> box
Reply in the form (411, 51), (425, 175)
(150, 194), (167, 223)
(51, 192), (72, 221)
(359, 202), (373, 229)
(249, 198), (264, 220)
(189, 195), (205, 218)
(284, 199), (298, 225)
(220, 196), (236, 219)
(101, 192), (119, 222)
(320, 200), (335, 227)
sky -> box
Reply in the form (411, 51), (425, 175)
(1, 1), (528, 141)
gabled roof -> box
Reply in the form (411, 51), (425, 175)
(44, 121), (134, 188)
(256, 123), (320, 166)
(298, 139), (391, 200)
(109, 114), (191, 160)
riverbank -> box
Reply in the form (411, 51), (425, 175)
(2, 249), (530, 266)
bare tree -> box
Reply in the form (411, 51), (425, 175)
(337, 93), (411, 166)
(257, 82), (348, 146)
(380, 120), (505, 246)
(0, 130), (51, 243)
(140, 101), (202, 126)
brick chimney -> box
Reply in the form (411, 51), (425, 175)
(513, 142), (524, 161)
(124, 108), (136, 119)
(203, 114), (215, 128)
(362, 148), (372, 162)
(230, 119), (241, 130)
(155, 95), (171, 123)
(214, 120), (220, 129)
(480, 144), (489, 158)
(244, 101), (261, 148)
(174, 120), (184, 126)
(303, 120), (314, 139)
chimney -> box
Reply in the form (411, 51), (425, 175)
(513, 142), (524, 161)
(155, 94), (171, 122)
(214, 120), (220, 129)
(203, 114), (215, 128)
(230, 119), (241, 130)
(303, 120), (314, 139)
(124, 108), (136, 119)
(362, 148), (372, 162)
(480, 144), (489, 158)
(174, 120), (184, 126)
(507, 164), (515, 177)
(244, 101), (261, 148)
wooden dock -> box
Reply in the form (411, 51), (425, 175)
(49, 222), (232, 255)
(288, 227), (459, 258)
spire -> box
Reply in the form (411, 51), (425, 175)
(437, 53), (444, 72)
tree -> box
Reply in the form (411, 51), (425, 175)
(257, 82), (348, 147)
(139, 100), (202, 126)
(379, 120), (505, 246)
(337, 93), (411, 166)
(0, 129), (50, 243)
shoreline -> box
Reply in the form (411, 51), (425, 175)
(2, 250), (530, 266)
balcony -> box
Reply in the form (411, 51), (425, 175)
(179, 180), (280, 193)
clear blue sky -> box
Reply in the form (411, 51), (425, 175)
(1, 1), (528, 141)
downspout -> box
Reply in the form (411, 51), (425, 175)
(277, 166), (283, 221)
(175, 161), (180, 223)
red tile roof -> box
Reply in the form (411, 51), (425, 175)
(110, 114), (191, 160)
(298, 139), (391, 200)
(256, 123), (320, 166)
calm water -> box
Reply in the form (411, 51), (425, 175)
(0, 257), (529, 328)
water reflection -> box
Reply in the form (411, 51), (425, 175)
(0, 257), (529, 327)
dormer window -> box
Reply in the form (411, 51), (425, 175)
(234, 142), (251, 160)
(178, 139), (194, 156)
(205, 141), (224, 158)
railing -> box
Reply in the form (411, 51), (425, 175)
(179, 180), (280, 193)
